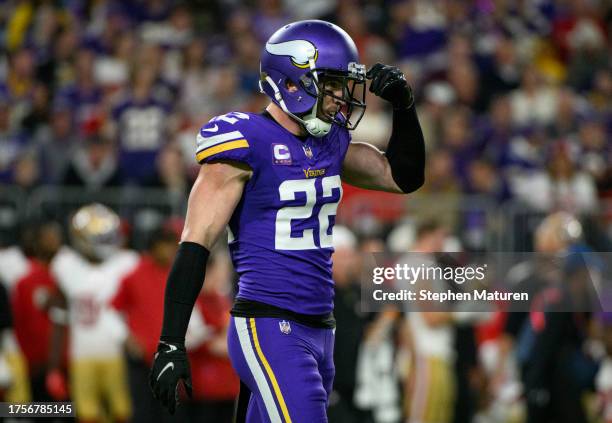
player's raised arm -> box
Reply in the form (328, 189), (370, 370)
(150, 160), (250, 414)
(341, 63), (425, 194)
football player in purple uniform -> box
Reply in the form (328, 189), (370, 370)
(150, 20), (425, 422)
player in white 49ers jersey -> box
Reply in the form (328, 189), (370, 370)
(51, 203), (138, 422)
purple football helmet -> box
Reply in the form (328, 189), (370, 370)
(259, 20), (367, 137)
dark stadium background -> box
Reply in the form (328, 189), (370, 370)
(0, 1), (610, 422)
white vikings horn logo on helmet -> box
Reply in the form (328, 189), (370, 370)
(265, 40), (318, 68)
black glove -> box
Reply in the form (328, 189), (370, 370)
(149, 341), (192, 414)
(366, 63), (414, 109)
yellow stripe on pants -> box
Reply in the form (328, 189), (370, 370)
(250, 318), (292, 423)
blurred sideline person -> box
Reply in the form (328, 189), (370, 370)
(186, 252), (240, 422)
(517, 212), (592, 423)
(0, 282), (14, 400)
(595, 313), (612, 423)
(0, 224), (47, 405)
(498, 211), (583, 403)
(111, 227), (181, 423)
(398, 220), (456, 423)
(1, 295), (31, 405)
(475, 314), (524, 423)
(0, 238), (30, 292)
(0, 280), (31, 403)
(328, 226), (374, 423)
(11, 221), (69, 403)
(51, 204), (138, 423)
(354, 314), (401, 422)
(502, 211), (584, 360)
(112, 227), (240, 423)
(354, 233), (402, 423)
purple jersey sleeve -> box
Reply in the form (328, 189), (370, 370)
(195, 112), (254, 168)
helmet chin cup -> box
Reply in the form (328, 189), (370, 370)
(264, 75), (331, 137)
(301, 86), (331, 137)
(294, 98), (331, 137)
(303, 115), (331, 137)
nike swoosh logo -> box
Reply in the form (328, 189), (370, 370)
(157, 362), (174, 381)
(202, 125), (219, 132)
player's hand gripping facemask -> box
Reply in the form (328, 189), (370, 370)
(366, 63), (414, 109)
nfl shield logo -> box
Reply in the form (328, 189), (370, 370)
(279, 320), (291, 334)
(302, 145), (313, 159)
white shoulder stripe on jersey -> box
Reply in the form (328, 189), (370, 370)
(196, 130), (244, 152)
(234, 317), (282, 423)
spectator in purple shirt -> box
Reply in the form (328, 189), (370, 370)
(34, 103), (80, 184)
(55, 48), (103, 136)
(440, 106), (482, 187)
(110, 67), (171, 184)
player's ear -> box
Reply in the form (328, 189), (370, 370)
(285, 79), (298, 93)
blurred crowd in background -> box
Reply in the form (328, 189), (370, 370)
(0, 0), (611, 422)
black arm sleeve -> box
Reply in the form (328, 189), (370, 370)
(385, 105), (426, 193)
(160, 242), (210, 344)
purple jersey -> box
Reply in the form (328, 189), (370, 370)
(196, 112), (350, 315)
(112, 96), (170, 182)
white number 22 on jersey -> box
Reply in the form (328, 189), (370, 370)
(275, 175), (342, 250)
